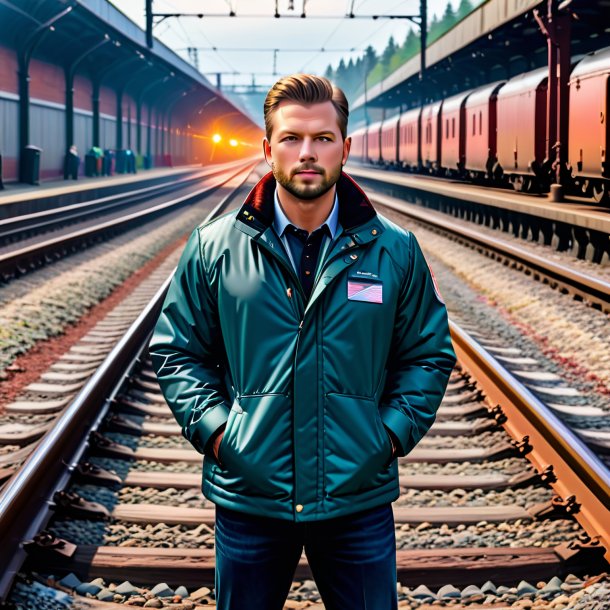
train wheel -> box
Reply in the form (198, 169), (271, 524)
(513, 176), (532, 193)
(580, 179), (590, 195)
(592, 182), (609, 204)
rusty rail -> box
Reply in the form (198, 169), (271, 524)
(371, 192), (610, 313)
(0, 158), (258, 280)
(0, 171), (251, 600)
(450, 321), (610, 561)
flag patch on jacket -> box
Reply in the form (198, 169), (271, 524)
(347, 279), (383, 303)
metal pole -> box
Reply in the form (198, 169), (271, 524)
(64, 36), (110, 178)
(116, 87), (123, 151)
(146, 0), (154, 48)
(17, 5), (74, 182)
(420, 0), (427, 106)
(555, 10), (571, 186)
(92, 79), (101, 147)
(534, 0), (572, 199)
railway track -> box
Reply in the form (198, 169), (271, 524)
(358, 186), (610, 476)
(1, 178), (609, 608)
(368, 190), (610, 315)
(347, 164), (610, 266)
(0, 158), (258, 282)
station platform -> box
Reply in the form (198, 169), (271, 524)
(346, 163), (610, 236)
(0, 165), (203, 219)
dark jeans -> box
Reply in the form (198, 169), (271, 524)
(214, 503), (398, 610)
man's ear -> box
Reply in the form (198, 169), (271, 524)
(342, 136), (352, 166)
(263, 138), (272, 167)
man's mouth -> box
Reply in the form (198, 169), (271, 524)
(295, 169), (322, 175)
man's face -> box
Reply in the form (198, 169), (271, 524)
(263, 101), (351, 201)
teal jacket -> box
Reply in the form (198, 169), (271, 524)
(149, 171), (456, 521)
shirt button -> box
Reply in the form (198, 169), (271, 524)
(296, 504), (303, 512)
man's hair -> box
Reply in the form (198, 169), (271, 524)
(264, 74), (349, 141)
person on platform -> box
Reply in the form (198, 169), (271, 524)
(149, 73), (456, 610)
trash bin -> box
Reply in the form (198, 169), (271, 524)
(85, 146), (103, 177)
(0, 153), (4, 190)
(143, 154), (152, 169)
(125, 149), (136, 174)
(115, 149), (127, 174)
(102, 149), (114, 176)
(22, 145), (42, 185)
(65, 146), (80, 180)
(85, 153), (97, 177)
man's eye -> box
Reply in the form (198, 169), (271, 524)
(318, 136), (332, 141)
(282, 136), (298, 142)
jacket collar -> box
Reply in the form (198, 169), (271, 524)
(235, 170), (377, 234)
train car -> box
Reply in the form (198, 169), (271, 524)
(366, 120), (383, 164)
(496, 66), (548, 191)
(568, 45), (610, 203)
(397, 106), (421, 171)
(421, 101), (443, 172)
(440, 90), (472, 176)
(464, 80), (505, 180)
(349, 126), (367, 163)
(380, 115), (400, 167)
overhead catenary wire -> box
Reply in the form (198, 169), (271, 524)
(298, 13), (350, 72)
(149, 1), (422, 85)
(153, 12), (420, 21)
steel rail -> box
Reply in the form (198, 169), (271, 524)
(0, 159), (258, 279)
(0, 171), (252, 600)
(370, 192), (610, 313)
(347, 164), (610, 236)
(0, 159), (249, 241)
(450, 320), (610, 561)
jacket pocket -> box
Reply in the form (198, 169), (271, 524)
(324, 393), (393, 497)
(216, 393), (292, 499)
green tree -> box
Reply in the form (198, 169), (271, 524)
(381, 35), (397, 75)
(363, 45), (377, 77)
(456, 0), (474, 20)
(401, 28), (419, 60)
(323, 0), (483, 100)
(440, 1), (456, 31)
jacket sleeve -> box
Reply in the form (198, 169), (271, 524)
(149, 228), (230, 455)
(379, 233), (457, 457)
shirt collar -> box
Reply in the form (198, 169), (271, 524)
(273, 187), (340, 239)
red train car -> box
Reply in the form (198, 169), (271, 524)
(440, 90), (471, 176)
(350, 126), (367, 163)
(496, 66), (548, 191)
(464, 81), (505, 180)
(366, 120), (383, 164)
(568, 46), (610, 202)
(346, 45), (610, 206)
(421, 101), (443, 172)
(380, 115), (400, 166)
(398, 106), (421, 170)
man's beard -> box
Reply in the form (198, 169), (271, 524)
(272, 161), (342, 201)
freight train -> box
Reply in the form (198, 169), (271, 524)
(349, 45), (610, 204)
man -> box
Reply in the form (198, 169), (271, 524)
(150, 74), (456, 610)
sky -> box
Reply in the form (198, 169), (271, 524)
(110, 0), (460, 90)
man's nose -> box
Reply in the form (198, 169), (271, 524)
(299, 138), (317, 161)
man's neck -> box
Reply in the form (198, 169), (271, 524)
(276, 184), (336, 233)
